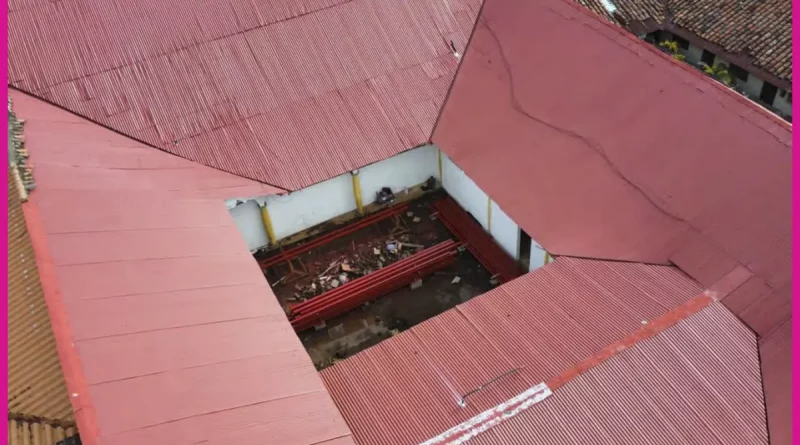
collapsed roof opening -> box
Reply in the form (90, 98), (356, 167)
(255, 189), (527, 369)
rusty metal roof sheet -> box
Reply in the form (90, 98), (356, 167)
(431, 1), (790, 438)
(8, 0), (481, 190)
(321, 258), (766, 444)
(8, 165), (77, 445)
(10, 89), (353, 445)
(8, 420), (78, 445)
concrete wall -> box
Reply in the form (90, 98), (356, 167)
(441, 152), (490, 229)
(360, 145), (438, 205)
(440, 150), (533, 263)
(227, 145), (438, 250)
(773, 90), (792, 116)
(229, 145), (545, 272)
(736, 74), (764, 100)
(489, 200), (521, 260)
(266, 172), (355, 241)
(229, 200), (269, 251)
(684, 43), (704, 65)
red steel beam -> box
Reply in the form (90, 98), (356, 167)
(291, 240), (458, 317)
(291, 240), (457, 315)
(290, 240), (460, 332)
(431, 197), (522, 283)
(258, 203), (409, 270)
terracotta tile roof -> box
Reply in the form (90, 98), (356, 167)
(573, 0), (791, 83)
(8, 0), (481, 190)
(8, 165), (79, 445)
(10, 89), (353, 445)
(321, 258), (767, 444)
(432, 0), (790, 441)
(576, 0), (664, 24)
(669, 0), (792, 82)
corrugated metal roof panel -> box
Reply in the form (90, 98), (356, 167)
(321, 258), (722, 444)
(431, 1), (790, 438)
(8, 0), (482, 191)
(10, 90), (353, 445)
(480, 303), (767, 445)
(324, 273), (767, 445)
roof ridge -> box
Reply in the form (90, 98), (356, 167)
(546, 291), (716, 390)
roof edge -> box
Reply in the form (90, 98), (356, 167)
(20, 196), (100, 445)
(7, 87), (291, 194)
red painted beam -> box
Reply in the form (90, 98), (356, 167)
(431, 197), (522, 283)
(258, 203), (409, 270)
(291, 241), (457, 316)
(290, 240), (460, 332)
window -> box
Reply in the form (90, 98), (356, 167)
(760, 82), (778, 106)
(701, 50), (715, 67)
(673, 35), (690, 50)
(728, 63), (749, 82)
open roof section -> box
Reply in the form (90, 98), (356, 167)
(321, 258), (768, 444)
(10, 89), (353, 445)
(8, 0), (481, 191)
(431, 0), (790, 439)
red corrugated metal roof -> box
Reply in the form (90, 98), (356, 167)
(11, 89), (354, 445)
(431, 0), (790, 439)
(468, 303), (767, 445)
(8, 0), (481, 191)
(321, 258), (767, 444)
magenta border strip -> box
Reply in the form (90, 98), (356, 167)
(792, 0), (799, 441)
(3, 0), (10, 440)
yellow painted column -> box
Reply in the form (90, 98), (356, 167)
(544, 251), (552, 264)
(438, 149), (444, 181)
(259, 203), (277, 245)
(487, 197), (493, 233)
(351, 170), (364, 216)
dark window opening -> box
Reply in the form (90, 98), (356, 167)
(673, 35), (690, 50)
(728, 63), (749, 82)
(760, 82), (778, 105)
(701, 50), (715, 67)
(518, 229), (532, 271)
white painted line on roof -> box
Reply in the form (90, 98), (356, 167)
(419, 383), (552, 445)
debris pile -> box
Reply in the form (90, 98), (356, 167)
(285, 234), (428, 306)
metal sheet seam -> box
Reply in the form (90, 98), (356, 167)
(419, 383), (552, 445)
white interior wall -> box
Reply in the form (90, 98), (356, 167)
(440, 151), (528, 262)
(229, 200), (269, 251)
(227, 146), (439, 249)
(489, 201), (520, 260)
(441, 153), (490, 229)
(529, 240), (549, 272)
(360, 145), (438, 205)
(265, 173), (356, 241)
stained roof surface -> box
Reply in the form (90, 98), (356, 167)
(11, 90), (353, 445)
(321, 258), (767, 444)
(431, 0), (791, 441)
(8, 0), (481, 191)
